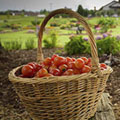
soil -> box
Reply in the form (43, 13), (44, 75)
(0, 48), (120, 120)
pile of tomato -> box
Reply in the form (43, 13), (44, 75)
(20, 54), (107, 78)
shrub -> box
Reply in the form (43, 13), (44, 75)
(64, 35), (120, 56)
(64, 36), (89, 55)
(97, 36), (120, 55)
(43, 31), (58, 48)
(60, 24), (71, 29)
(98, 17), (116, 33)
(2, 40), (22, 50)
(31, 20), (41, 26)
(50, 22), (59, 27)
(25, 38), (35, 49)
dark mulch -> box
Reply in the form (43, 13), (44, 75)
(0, 48), (120, 120)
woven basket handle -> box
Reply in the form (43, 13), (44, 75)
(37, 8), (102, 76)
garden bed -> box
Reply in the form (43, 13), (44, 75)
(0, 48), (120, 120)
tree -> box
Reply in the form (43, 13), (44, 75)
(6, 10), (10, 19)
(77, 5), (84, 16)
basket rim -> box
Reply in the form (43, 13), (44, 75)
(9, 65), (113, 84)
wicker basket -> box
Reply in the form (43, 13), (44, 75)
(9, 9), (113, 120)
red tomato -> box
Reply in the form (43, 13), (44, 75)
(59, 64), (68, 72)
(101, 67), (105, 70)
(67, 62), (76, 69)
(35, 63), (43, 72)
(63, 69), (74, 76)
(81, 57), (88, 64)
(86, 58), (91, 65)
(35, 68), (48, 78)
(49, 64), (57, 73)
(75, 58), (85, 69)
(50, 68), (61, 76)
(100, 63), (107, 69)
(43, 57), (51, 66)
(28, 62), (36, 70)
(72, 58), (76, 61)
(66, 57), (73, 64)
(87, 62), (92, 67)
(54, 56), (66, 66)
(81, 65), (91, 73)
(51, 54), (59, 61)
(73, 68), (81, 74)
(22, 65), (35, 77)
(45, 73), (53, 77)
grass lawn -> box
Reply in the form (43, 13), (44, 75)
(0, 15), (120, 50)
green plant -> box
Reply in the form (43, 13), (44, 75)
(2, 40), (22, 50)
(98, 17), (116, 33)
(97, 36), (120, 55)
(25, 38), (35, 49)
(50, 22), (59, 27)
(31, 19), (41, 26)
(64, 36), (89, 55)
(43, 31), (58, 48)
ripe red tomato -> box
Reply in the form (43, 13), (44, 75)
(35, 63), (43, 72)
(100, 63), (107, 69)
(51, 54), (58, 61)
(67, 62), (76, 69)
(86, 58), (91, 65)
(28, 62), (36, 70)
(50, 68), (61, 76)
(49, 64), (57, 73)
(22, 65), (35, 77)
(35, 68), (48, 78)
(66, 57), (73, 64)
(73, 68), (81, 74)
(81, 65), (91, 73)
(63, 69), (74, 76)
(59, 64), (68, 72)
(43, 57), (51, 66)
(54, 56), (66, 66)
(75, 58), (85, 69)
(72, 58), (76, 61)
(81, 57), (88, 64)
(45, 73), (53, 77)
(42, 63), (49, 70)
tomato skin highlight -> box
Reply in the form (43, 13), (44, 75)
(100, 63), (107, 69)
(53, 56), (66, 66)
(51, 54), (58, 61)
(43, 57), (52, 66)
(22, 65), (35, 77)
(35, 64), (43, 72)
(81, 57), (88, 64)
(81, 65), (91, 73)
(75, 58), (85, 69)
(59, 64), (68, 73)
(45, 73), (53, 77)
(66, 57), (73, 65)
(35, 68), (48, 78)
(67, 62), (76, 69)
(50, 68), (61, 76)
(63, 69), (74, 76)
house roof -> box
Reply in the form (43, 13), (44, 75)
(100, 0), (120, 10)
(110, 2), (120, 8)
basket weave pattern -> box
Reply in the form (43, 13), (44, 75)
(9, 9), (112, 120)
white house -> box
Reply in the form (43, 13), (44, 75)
(37, 14), (46, 18)
(100, 0), (120, 11)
